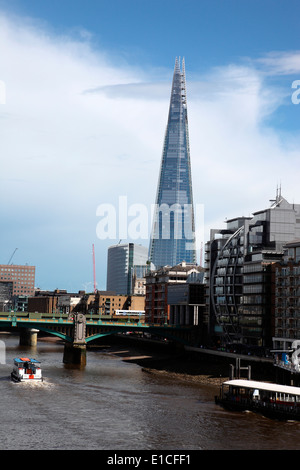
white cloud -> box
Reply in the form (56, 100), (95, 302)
(188, 58), (300, 238)
(0, 12), (299, 289)
(256, 51), (300, 75)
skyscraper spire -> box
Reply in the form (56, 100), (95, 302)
(149, 58), (196, 268)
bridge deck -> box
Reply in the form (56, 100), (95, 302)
(0, 312), (194, 346)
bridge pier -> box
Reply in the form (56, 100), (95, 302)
(19, 328), (38, 347)
(63, 312), (87, 366)
(63, 342), (86, 367)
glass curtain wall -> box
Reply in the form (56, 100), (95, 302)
(149, 58), (196, 268)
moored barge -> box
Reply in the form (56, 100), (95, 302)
(215, 379), (300, 421)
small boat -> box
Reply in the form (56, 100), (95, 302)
(11, 357), (43, 382)
(215, 378), (300, 421)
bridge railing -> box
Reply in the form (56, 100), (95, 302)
(0, 311), (144, 324)
(0, 311), (194, 330)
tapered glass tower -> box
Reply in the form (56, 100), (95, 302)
(149, 58), (196, 268)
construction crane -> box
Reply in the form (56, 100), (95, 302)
(7, 248), (18, 265)
(92, 244), (97, 293)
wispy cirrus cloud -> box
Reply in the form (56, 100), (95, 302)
(256, 51), (300, 75)
(83, 82), (170, 100)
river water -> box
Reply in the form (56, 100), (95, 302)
(0, 333), (299, 452)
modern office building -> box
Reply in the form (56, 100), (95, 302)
(0, 264), (35, 297)
(149, 58), (197, 268)
(106, 243), (148, 295)
(272, 239), (300, 351)
(206, 191), (300, 349)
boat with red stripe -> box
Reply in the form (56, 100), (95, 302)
(11, 357), (43, 382)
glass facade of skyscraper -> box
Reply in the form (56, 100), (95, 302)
(149, 58), (196, 268)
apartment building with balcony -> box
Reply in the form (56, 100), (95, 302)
(273, 239), (300, 351)
(205, 192), (300, 349)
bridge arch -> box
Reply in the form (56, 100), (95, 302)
(33, 326), (73, 343)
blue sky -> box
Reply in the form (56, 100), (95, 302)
(0, 0), (299, 292)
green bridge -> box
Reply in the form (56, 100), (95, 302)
(0, 311), (199, 365)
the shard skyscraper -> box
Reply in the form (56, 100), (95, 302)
(149, 58), (196, 268)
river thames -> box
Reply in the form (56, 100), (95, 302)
(0, 333), (299, 451)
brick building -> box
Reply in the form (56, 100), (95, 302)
(28, 289), (84, 314)
(0, 264), (35, 297)
(87, 291), (145, 319)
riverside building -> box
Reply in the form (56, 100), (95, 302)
(206, 191), (300, 350)
(272, 239), (300, 351)
(149, 58), (197, 268)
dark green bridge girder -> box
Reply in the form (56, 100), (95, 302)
(0, 312), (198, 346)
